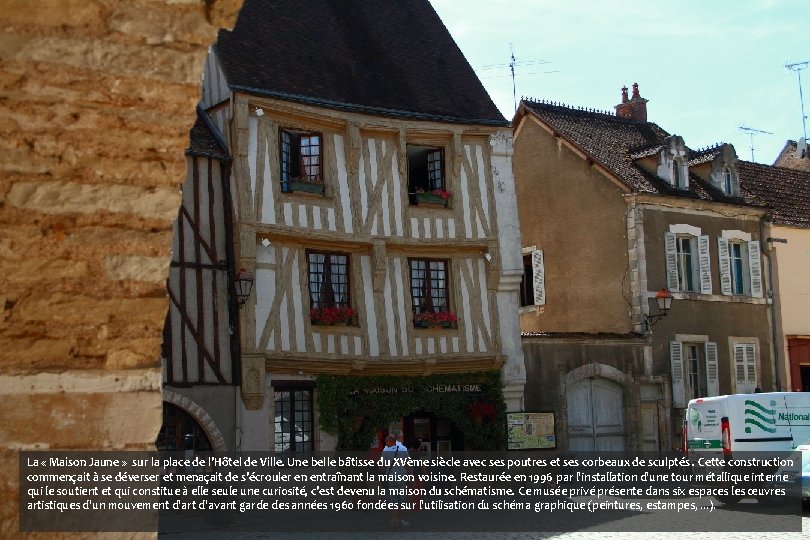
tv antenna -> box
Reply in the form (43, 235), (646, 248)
(739, 125), (774, 162)
(476, 45), (556, 113)
(785, 60), (809, 141)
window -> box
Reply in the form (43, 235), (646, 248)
(729, 242), (745, 294)
(307, 251), (352, 319)
(519, 249), (545, 307)
(676, 236), (695, 292)
(717, 236), (762, 297)
(672, 160), (683, 189)
(733, 344), (757, 393)
(685, 344), (707, 399)
(273, 387), (313, 453)
(280, 128), (322, 191)
(670, 341), (719, 407)
(409, 258), (454, 325)
(665, 229), (711, 294)
(723, 167), (733, 195)
(407, 145), (445, 195)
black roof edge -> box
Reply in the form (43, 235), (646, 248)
(185, 104), (231, 159)
(230, 85), (511, 128)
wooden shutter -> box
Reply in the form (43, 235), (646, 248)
(665, 232), (679, 291)
(744, 344), (757, 392)
(670, 341), (686, 407)
(747, 240), (763, 298)
(734, 344), (757, 393)
(532, 249), (546, 306)
(704, 341), (719, 396)
(717, 238), (732, 295)
(698, 235), (712, 295)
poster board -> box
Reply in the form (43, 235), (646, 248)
(507, 412), (556, 449)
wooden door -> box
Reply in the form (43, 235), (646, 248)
(567, 378), (625, 451)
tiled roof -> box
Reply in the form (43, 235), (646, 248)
(214, 0), (507, 126)
(521, 100), (747, 204)
(739, 161), (810, 227)
(687, 143), (724, 166)
(187, 108), (228, 160)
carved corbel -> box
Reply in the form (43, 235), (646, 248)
(422, 358), (437, 376)
(372, 240), (387, 292)
(485, 242), (501, 291)
(240, 353), (265, 410)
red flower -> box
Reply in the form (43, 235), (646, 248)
(413, 310), (458, 325)
(430, 188), (452, 200)
(310, 306), (356, 325)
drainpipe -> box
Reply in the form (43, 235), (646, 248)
(762, 217), (784, 391)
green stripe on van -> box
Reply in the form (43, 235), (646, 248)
(688, 439), (722, 449)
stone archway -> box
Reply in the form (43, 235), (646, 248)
(163, 390), (228, 451)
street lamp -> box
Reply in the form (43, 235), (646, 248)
(234, 268), (254, 308)
(646, 288), (673, 330)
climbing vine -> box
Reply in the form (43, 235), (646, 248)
(316, 371), (506, 450)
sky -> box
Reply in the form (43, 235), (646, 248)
(430, 0), (808, 165)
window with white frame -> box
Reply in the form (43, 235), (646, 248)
(665, 227), (711, 294)
(733, 343), (758, 393)
(670, 340), (719, 407)
(519, 249), (545, 307)
(717, 233), (762, 298)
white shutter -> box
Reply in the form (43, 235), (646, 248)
(670, 341), (686, 408)
(665, 232), (680, 291)
(717, 238), (732, 295)
(744, 344), (757, 393)
(747, 240), (763, 298)
(704, 342), (719, 396)
(734, 344), (757, 393)
(532, 249), (546, 306)
(698, 235), (712, 295)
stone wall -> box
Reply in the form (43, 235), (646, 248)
(0, 1), (241, 538)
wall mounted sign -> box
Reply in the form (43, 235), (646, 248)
(507, 412), (556, 450)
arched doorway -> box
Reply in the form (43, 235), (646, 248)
(566, 377), (625, 451)
(156, 402), (213, 451)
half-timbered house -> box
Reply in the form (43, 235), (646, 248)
(161, 0), (525, 452)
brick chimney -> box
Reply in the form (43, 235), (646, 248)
(615, 82), (648, 122)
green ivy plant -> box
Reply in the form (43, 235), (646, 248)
(316, 371), (506, 450)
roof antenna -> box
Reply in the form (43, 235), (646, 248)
(785, 60), (809, 141)
(509, 43), (517, 113)
(739, 125), (774, 162)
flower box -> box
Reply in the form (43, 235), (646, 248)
(413, 310), (457, 328)
(310, 306), (356, 326)
(283, 179), (325, 194)
(413, 188), (452, 207)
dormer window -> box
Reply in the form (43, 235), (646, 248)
(656, 136), (689, 189)
(723, 167), (733, 195)
(672, 160), (682, 188)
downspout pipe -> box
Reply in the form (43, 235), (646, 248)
(762, 217), (783, 391)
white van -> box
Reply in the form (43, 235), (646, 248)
(684, 392), (810, 456)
